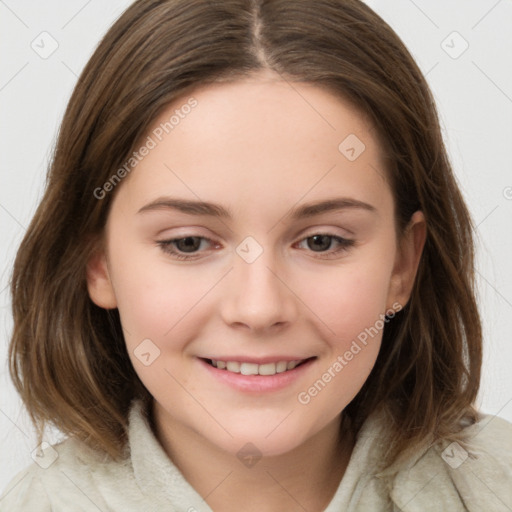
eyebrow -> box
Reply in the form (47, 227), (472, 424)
(137, 196), (378, 220)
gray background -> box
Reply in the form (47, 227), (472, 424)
(1, 0), (511, 494)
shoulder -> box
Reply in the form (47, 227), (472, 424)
(0, 437), (140, 511)
(389, 413), (512, 511)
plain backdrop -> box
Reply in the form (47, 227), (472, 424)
(1, 0), (511, 495)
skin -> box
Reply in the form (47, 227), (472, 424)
(87, 69), (426, 511)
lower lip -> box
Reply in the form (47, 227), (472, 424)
(198, 358), (316, 393)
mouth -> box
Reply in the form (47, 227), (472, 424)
(198, 356), (318, 393)
(200, 357), (316, 376)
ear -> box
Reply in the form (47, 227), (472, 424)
(386, 210), (426, 310)
(86, 241), (118, 309)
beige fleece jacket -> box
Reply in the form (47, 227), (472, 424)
(1, 399), (511, 511)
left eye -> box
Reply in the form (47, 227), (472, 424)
(295, 234), (355, 256)
(157, 233), (355, 260)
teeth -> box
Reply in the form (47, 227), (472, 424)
(240, 363), (259, 375)
(276, 361), (288, 373)
(259, 363), (277, 376)
(209, 359), (306, 375)
(226, 361), (241, 373)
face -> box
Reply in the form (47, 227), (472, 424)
(87, 70), (425, 458)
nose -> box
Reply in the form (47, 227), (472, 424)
(220, 248), (298, 334)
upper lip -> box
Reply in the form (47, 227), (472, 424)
(200, 356), (316, 364)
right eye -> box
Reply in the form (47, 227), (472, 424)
(157, 236), (219, 260)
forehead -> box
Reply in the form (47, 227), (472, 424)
(112, 73), (391, 221)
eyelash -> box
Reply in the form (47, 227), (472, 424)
(157, 233), (355, 261)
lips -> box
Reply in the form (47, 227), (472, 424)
(199, 356), (317, 392)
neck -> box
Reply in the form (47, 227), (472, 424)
(152, 404), (355, 512)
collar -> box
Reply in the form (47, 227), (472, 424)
(128, 398), (214, 511)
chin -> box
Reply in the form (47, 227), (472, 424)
(201, 420), (313, 460)
(225, 436), (303, 461)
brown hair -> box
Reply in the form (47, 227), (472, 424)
(9, 0), (482, 469)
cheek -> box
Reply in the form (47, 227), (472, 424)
(107, 238), (204, 351)
(109, 258), (210, 398)
(294, 279), (387, 423)
(291, 251), (394, 405)
(295, 256), (394, 343)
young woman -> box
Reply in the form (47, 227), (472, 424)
(2, 1), (511, 510)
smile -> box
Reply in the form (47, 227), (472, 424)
(199, 356), (317, 393)
(204, 358), (314, 376)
